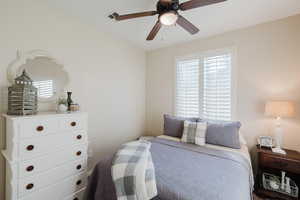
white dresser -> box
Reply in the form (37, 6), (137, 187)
(1, 112), (88, 200)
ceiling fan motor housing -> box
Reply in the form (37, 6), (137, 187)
(157, 0), (180, 15)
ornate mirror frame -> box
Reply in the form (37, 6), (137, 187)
(7, 50), (70, 102)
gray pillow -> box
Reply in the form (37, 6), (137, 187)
(203, 120), (242, 149)
(163, 114), (198, 138)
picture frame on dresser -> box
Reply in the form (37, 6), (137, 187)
(1, 112), (88, 200)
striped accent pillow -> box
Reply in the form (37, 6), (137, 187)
(181, 121), (207, 146)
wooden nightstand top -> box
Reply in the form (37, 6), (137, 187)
(257, 146), (300, 162)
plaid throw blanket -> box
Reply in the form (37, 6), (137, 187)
(111, 140), (157, 200)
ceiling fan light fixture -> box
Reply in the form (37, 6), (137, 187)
(159, 11), (178, 26)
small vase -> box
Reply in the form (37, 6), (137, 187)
(67, 92), (73, 111)
(58, 104), (68, 112)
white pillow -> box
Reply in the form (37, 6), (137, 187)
(181, 121), (207, 146)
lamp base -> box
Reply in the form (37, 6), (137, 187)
(272, 147), (286, 155)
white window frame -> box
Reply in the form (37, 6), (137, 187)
(174, 47), (237, 120)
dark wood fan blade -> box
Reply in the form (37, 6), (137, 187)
(159, 0), (172, 3)
(180, 0), (227, 11)
(146, 21), (162, 41)
(110, 11), (157, 21)
(177, 15), (199, 35)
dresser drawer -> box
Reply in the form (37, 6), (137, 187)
(19, 172), (87, 200)
(19, 131), (87, 160)
(260, 154), (300, 174)
(19, 118), (59, 139)
(18, 159), (87, 197)
(59, 115), (87, 131)
(64, 188), (85, 200)
(19, 144), (87, 178)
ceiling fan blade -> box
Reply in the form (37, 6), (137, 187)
(180, 0), (227, 11)
(177, 15), (199, 35)
(159, 0), (172, 3)
(146, 21), (162, 41)
(110, 11), (157, 21)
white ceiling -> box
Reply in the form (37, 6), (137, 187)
(47, 0), (300, 50)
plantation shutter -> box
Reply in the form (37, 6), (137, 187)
(175, 59), (200, 118)
(202, 54), (232, 120)
(33, 80), (54, 98)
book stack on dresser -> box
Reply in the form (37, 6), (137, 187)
(1, 112), (88, 200)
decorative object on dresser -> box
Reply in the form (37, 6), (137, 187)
(1, 112), (88, 200)
(7, 50), (69, 103)
(7, 70), (38, 115)
(57, 96), (68, 113)
(70, 103), (80, 112)
(256, 146), (300, 200)
(265, 101), (296, 155)
(67, 91), (73, 111)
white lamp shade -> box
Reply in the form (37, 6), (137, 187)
(265, 101), (295, 118)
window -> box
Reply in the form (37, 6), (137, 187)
(33, 80), (54, 98)
(176, 59), (199, 118)
(175, 50), (234, 121)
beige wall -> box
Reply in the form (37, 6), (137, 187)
(146, 15), (300, 152)
(0, 1), (146, 199)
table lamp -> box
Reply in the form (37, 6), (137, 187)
(265, 101), (295, 155)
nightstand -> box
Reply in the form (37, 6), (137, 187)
(256, 146), (300, 200)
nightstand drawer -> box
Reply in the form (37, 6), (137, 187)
(260, 154), (300, 174)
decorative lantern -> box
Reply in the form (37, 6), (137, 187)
(7, 70), (38, 115)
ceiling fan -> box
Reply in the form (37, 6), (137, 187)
(109, 0), (227, 41)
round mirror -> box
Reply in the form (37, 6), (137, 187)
(7, 50), (69, 102)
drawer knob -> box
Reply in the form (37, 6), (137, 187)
(77, 135), (82, 140)
(76, 180), (82, 186)
(26, 165), (34, 172)
(36, 126), (44, 132)
(76, 164), (82, 170)
(26, 183), (34, 190)
(71, 122), (77, 127)
(76, 151), (82, 156)
(27, 145), (34, 151)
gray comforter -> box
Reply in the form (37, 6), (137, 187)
(84, 138), (253, 200)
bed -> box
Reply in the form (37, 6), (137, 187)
(84, 135), (254, 200)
